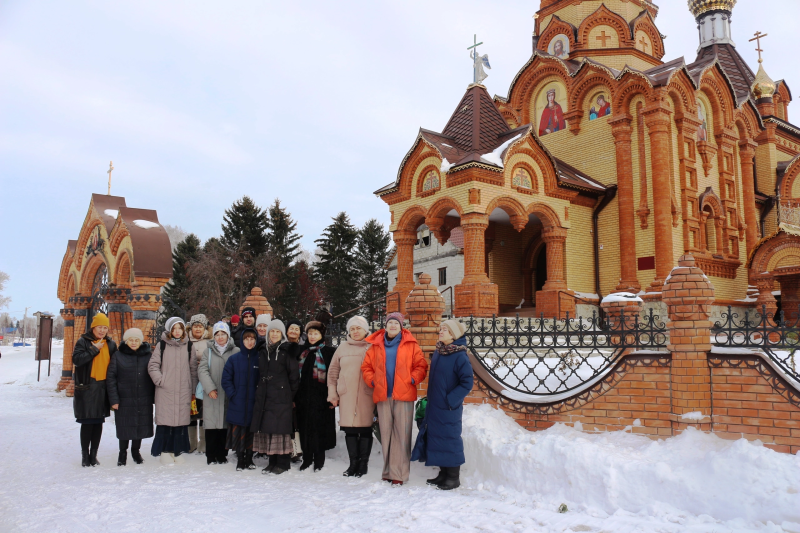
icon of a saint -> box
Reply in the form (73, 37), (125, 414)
(539, 89), (566, 136)
(589, 95), (611, 120)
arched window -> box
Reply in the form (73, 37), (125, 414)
(703, 205), (717, 254)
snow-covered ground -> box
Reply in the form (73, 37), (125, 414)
(1, 345), (799, 532)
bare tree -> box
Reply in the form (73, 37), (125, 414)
(0, 271), (11, 309)
(163, 225), (189, 253)
(53, 315), (65, 340)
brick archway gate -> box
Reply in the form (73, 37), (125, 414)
(57, 194), (173, 396)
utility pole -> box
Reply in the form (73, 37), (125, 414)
(22, 306), (30, 345)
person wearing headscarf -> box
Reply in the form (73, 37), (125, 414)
(107, 327), (154, 466)
(327, 315), (374, 477)
(221, 327), (260, 471)
(250, 320), (299, 474)
(295, 321), (337, 471)
(187, 313), (211, 454)
(148, 317), (198, 465)
(411, 320), (473, 490)
(198, 322), (239, 465)
(362, 312), (428, 485)
(72, 312), (117, 467)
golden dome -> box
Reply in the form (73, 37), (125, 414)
(688, 0), (737, 18)
(752, 63), (776, 99)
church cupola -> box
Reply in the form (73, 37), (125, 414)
(689, 0), (736, 50)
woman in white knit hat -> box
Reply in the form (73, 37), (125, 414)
(327, 315), (375, 477)
(107, 327), (154, 466)
(148, 317), (198, 465)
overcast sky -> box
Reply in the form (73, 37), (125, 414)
(0, 0), (797, 320)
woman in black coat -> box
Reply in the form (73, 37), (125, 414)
(72, 312), (117, 467)
(107, 328), (155, 466)
(250, 320), (299, 475)
(295, 321), (337, 472)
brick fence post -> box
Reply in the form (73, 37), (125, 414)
(600, 293), (644, 346)
(405, 273), (445, 395)
(58, 308), (76, 395)
(661, 254), (715, 433)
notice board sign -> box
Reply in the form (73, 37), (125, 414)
(36, 317), (53, 361)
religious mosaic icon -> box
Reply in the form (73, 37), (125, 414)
(512, 168), (533, 189)
(589, 93), (611, 120)
(422, 170), (440, 191)
(85, 226), (104, 257)
(548, 35), (570, 59)
(538, 85), (566, 136)
(697, 100), (709, 142)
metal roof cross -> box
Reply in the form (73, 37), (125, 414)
(467, 34), (484, 84)
(749, 31), (768, 63)
(107, 161), (114, 195)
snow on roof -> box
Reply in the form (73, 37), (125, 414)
(601, 292), (643, 304)
(132, 219), (160, 229)
(104, 209), (119, 219)
(480, 133), (524, 168)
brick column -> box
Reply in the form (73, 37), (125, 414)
(609, 114), (641, 293)
(536, 227), (575, 318)
(454, 213), (498, 317)
(390, 229), (417, 314)
(405, 273), (446, 395)
(738, 139), (759, 258)
(105, 288), (131, 344)
(662, 254), (714, 432)
(601, 294), (644, 345)
(240, 287), (274, 317)
(778, 276), (800, 323)
(643, 100), (675, 292)
(754, 274), (778, 319)
(57, 308), (75, 394)
(128, 293), (162, 344)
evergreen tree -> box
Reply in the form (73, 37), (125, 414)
(220, 196), (269, 257)
(163, 233), (201, 316)
(356, 219), (391, 321)
(314, 212), (359, 317)
(265, 199), (302, 315)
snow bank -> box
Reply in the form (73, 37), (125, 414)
(462, 404), (800, 525)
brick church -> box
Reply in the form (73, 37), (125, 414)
(379, 0), (800, 319)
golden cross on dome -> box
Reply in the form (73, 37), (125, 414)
(749, 31), (768, 63)
(596, 31), (611, 47)
(107, 161), (114, 195)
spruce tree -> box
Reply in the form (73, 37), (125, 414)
(314, 212), (359, 317)
(356, 219), (391, 321)
(265, 199), (302, 315)
(220, 196), (269, 257)
(163, 233), (201, 316)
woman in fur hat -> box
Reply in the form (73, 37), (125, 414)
(295, 320), (337, 471)
(187, 314), (211, 454)
(72, 312), (117, 466)
(327, 315), (374, 477)
(107, 327), (154, 466)
(411, 319), (473, 490)
(250, 319), (299, 475)
(148, 317), (199, 465)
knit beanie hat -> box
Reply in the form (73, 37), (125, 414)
(122, 328), (144, 343)
(266, 319), (287, 341)
(255, 314), (272, 327)
(346, 315), (370, 334)
(241, 307), (256, 318)
(188, 314), (208, 327)
(442, 319), (467, 340)
(165, 317), (186, 335)
(385, 312), (405, 327)
(90, 312), (110, 329)
(212, 321), (230, 337)
(231, 314), (240, 324)
(305, 320), (326, 335)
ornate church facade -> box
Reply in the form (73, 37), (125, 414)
(378, 0), (800, 319)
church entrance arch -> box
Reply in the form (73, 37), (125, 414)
(86, 263), (109, 333)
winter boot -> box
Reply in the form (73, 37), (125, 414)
(272, 454), (291, 475)
(245, 449), (256, 470)
(343, 435), (359, 477)
(160, 452), (175, 465)
(89, 448), (100, 467)
(81, 450), (91, 467)
(117, 451), (127, 466)
(236, 452), (245, 471)
(291, 452), (303, 464)
(313, 451), (325, 472)
(174, 452), (186, 464)
(188, 425), (198, 453)
(131, 449), (144, 465)
(197, 426), (206, 454)
(262, 455), (277, 475)
(218, 450), (228, 464)
(355, 436), (372, 478)
(299, 454), (313, 471)
(437, 466), (461, 491)
(426, 468), (446, 486)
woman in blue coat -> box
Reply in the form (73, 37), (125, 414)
(415, 319), (473, 490)
(221, 327), (261, 471)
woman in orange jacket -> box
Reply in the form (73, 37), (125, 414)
(361, 312), (428, 485)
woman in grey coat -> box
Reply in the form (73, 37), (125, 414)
(148, 317), (198, 465)
(198, 321), (239, 465)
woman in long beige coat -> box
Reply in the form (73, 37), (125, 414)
(327, 315), (374, 477)
(148, 317), (198, 465)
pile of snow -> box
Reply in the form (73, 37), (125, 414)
(462, 404), (800, 525)
(481, 133), (524, 168)
(440, 158), (453, 172)
(601, 292), (643, 304)
(132, 219), (160, 229)
(103, 209), (118, 219)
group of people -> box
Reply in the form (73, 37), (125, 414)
(72, 306), (474, 489)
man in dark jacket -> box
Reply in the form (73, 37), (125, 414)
(233, 308), (256, 349)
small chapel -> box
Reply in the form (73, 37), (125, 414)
(379, 0), (800, 319)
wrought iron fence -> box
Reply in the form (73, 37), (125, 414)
(149, 295), (187, 345)
(466, 309), (668, 396)
(712, 305), (800, 383)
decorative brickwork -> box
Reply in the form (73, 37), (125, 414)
(239, 287), (274, 317)
(405, 273), (446, 395)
